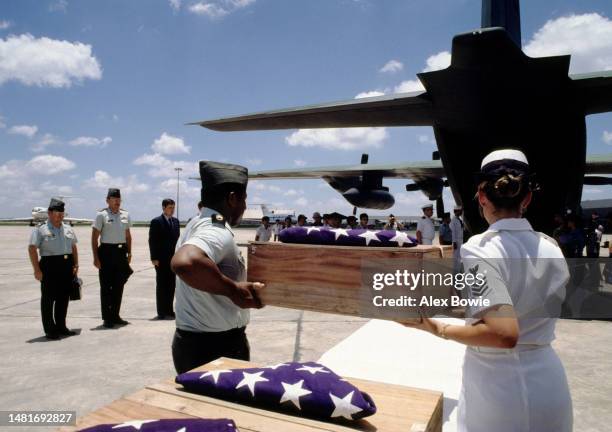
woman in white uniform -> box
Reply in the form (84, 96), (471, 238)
(400, 149), (572, 432)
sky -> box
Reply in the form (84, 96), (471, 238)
(1, 0), (611, 221)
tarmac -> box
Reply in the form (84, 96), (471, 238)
(0, 225), (611, 431)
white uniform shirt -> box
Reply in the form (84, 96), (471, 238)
(416, 216), (435, 245)
(30, 222), (78, 256)
(255, 224), (273, 242)
(460, 218), (569, 345)
(450, 216), (464, 245)
(93, 208), (131, 244)
(175, 213), (249, 333)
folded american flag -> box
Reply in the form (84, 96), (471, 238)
(176, 361), (377, 421)
(279, 226), (416, 247)
(79, 418), (237, 431)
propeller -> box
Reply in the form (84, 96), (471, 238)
(583, 176), (612, 185)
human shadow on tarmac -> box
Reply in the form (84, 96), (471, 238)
(26, 329), (82, 343)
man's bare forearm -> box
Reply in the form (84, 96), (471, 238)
(28, 245), (40, 272)
(91, 229), (100, 261)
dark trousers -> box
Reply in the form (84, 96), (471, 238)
(98, 243), (129, 323)
(172, 327), (250, 374)
(155, 260), (176, 317)
(40, 255), (73, 334)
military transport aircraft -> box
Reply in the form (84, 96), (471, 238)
(190, 0), (612, 235)
(0, 197), (93, 226)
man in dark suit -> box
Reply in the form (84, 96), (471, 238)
(149, 198), (180, 319)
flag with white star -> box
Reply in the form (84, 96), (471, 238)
(176, 362), (377, 421)
(279, 227), (416, 248)
(78, 418), (237, 431)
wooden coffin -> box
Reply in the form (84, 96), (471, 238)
(247, 242), (456, 321)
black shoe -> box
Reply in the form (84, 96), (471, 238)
(45, 333), (60, 340)
(103, 321), (115, 328)
(154, 315), (165, 320)
(164, 315), (176, 320)
(58, 328), (77, 336)
(114, 318), (129, 326)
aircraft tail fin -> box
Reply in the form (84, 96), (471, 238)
(481, 0), (521, 47)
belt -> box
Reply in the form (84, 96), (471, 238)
(100, 243), (127, 249)
(176, 326), (246, 338)
(468, 344), (550, 355)
(40, 254), (73, 260)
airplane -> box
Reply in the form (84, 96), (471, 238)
(198, 203), (295, 226)
(0, 197), (93, 226)
(189, 0), (612, 236)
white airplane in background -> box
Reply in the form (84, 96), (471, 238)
(0, 197), (93, 226)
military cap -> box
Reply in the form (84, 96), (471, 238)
(199, 161), (248, 190)
(454, 205), (463, 211)
(107, 188), (121, 198)
(48, 197), (65, 212)
(312, 212), (322, 218)
(328, 212), (345, 220)
(421, 203), (434, 210)
(477, 149), (530, 180)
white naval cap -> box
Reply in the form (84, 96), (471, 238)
(421, 203), (434, 210)
(454, 205), (462, 211)
(481, 149), (528, 168)
(479, 149), (530, 178)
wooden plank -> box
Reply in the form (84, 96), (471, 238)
(247, 242), (455, 320)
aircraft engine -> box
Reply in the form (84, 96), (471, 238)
(341, 187), (395, 210)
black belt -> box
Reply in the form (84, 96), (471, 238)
(176, 326), (246, 338)
(100, 243), (127, 249)
(40, 254), (73, 261)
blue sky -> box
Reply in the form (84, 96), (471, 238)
(1, 0), (611, 220)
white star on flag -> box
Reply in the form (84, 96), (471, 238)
(236, 371), (269, 396)
(296, 365), (330, 375)
(358, 230), (380, 245)
(199, 369), (231, 384)
(279, 379), (312, 410)
(330, 391), (363, 420)
(390, 231), (411, 247)
(111, 419), (157, 430)
(265, 363), (289, 370)
(331, 228), (349, 240)
(306, 226), (321, 234)
(176, 428), (186, 432)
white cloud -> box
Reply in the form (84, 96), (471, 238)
(0, 34), (102, 87)
(133, 152), (198, 178)
(26, 154), (75, 174)
(169, 0), (181, 11)
(49, 0), (68, 12)
(0, 115), (5, 128)
(524, 13), (612, 73)
(286, 127), (388, 151)
(0, 21), (12, 30)
(268, 185), (281, 193)
(284, 189), (299, 196)
(188, 0), (255, 18)
(379, 59), (403, 74)
(8, 124), (38, 138)
(151, 132), (190, 155)
(83, 170), (149, 194)
(604, 130), (612, 145)
(418, 134), (435, 145)
(294, 159), (307, 167)
(355, 90), (385, 99)
(295, 197), (308, 207)
(69, 136), (111, 148)
(394, 50), (451, 93)
(112, 114), (119, 122)
(31, 133), (57, 153)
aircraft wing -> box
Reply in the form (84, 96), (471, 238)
(249, 160), (444, 180)
(585, 153), (612, 174)
(64, 217), (94, 223)
(0, 217), (34, 222)
(190, 91), (434, 131)
(571, 71), (612, 115)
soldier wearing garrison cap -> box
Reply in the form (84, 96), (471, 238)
(28, 198), (79, 339)
(450, 204), (465, 271)
(170, 161), (265, 374)
(416, 203), (435, 245)
(92, 188), (133, 328)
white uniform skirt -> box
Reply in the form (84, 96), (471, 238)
(458, 345), (572, 432)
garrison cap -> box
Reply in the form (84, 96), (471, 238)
(329, 212), (345, 220)
(107, 188), (121, 198)
(312, 212), (322, 218)
(199, 161), (248, 191)
(48, 198), (65, 212)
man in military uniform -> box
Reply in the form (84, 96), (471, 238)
(170, 161), (265, 374)
(28, 198), (79, 339)
(92, 188), (132, 328)
(416, 203), (435, 245)
(450, 205), (465, 271)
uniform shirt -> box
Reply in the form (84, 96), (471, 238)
(416, 216), (435, 245)
(93, 208), (131, 244)
(30, 222), (78, 256)
(255, 224), (273, 242)
(175, 212), (249, 333)
(460, 218), (569, 345)
(450, 216), (464, 245)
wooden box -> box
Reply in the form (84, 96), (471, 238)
(60, 357), (443, 432)
(247, 242), (455, 321)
